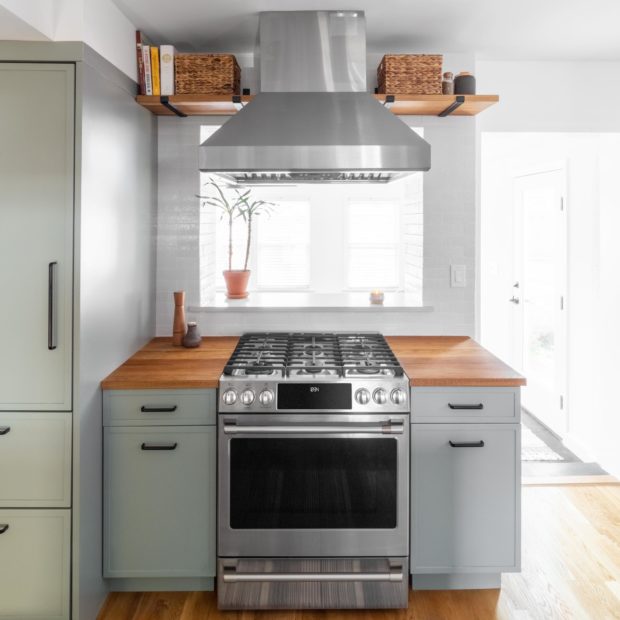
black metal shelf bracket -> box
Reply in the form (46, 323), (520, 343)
(232, 95), (245, 111)
(160, 96), (187, 118)
(438, 95), (465, 117)
(383, 94), (396, 109)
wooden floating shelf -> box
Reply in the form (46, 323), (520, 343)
(135, 93), (498, 117)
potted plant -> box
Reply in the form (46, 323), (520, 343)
(199, 178), (272, 299)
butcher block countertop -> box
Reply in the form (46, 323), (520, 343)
(101, 336), (525, 390)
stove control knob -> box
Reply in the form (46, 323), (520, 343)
(222, 389), (237, 406)
(258, 389), (274, 407)
(240, 389), (255, 406)
(355, 388), (371, 405)
(391, 388), (407, 406)
(373, 388), (388, 405)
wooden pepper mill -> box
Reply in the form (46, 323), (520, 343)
(172, 291), (186, 346)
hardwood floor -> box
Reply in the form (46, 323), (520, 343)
(98, 483), (620, 620)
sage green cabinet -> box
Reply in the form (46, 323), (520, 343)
(0, 63), (74, 412)
(0, 509), (70, 620)
(103, 389), (216, 586)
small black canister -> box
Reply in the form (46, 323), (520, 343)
(454, 71), (476, 95)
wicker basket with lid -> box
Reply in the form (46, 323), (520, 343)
(174, 53), (241, 95)
(377, 54), (443, 95)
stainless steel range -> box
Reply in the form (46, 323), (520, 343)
(217, 332), (410, 610)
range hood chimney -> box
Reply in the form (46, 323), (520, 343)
(199, 11), (431, 184)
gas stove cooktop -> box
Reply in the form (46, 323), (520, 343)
(218, 332), (409, 414)
(223, 332), (404, 378)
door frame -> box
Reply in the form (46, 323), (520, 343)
(512, 162), (568, 437)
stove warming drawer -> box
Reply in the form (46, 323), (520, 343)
(217, 557), (409, 609)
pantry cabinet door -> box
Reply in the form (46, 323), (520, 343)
(0, 63), (74, 411)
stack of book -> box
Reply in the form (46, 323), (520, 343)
(136, 31), (176, 96)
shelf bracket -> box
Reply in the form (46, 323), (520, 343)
(382, 95), (396, 109)
(160, 96), (187, 118)
(232, 95), (245, 111)
(438, 95), (465, 117)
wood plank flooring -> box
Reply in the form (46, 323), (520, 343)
(98, 483), (620, 620)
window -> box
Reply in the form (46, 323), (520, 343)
(200, 125), (423, 302)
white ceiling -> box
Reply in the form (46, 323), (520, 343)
(111, 0), (620, 60)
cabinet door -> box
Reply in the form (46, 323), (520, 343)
(0, 509), (70, 620)
(0, 412), (71, 508)
(411, 424), (520, 573)
(104, 426), (216, 578)
(0, 63), (74, 411)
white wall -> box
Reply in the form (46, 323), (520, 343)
(0, 0), (138, 78)
(477, 59), (620, 477)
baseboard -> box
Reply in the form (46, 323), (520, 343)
(411, 573), (501, 590)
(106, 577), (215, 592)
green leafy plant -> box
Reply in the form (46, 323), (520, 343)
(239, 197), (273, 270)
(198, 177), (273, 271)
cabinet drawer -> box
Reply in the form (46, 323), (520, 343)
(104, 426), (216, 578)
(0, 412), (71, 507)
(0, 509), (70, 619)
(103, 389), (216, 426)
(411, 388), (519, 423)
(411, 424), (520, 573)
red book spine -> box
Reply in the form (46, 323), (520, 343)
(136, 31), (145, 95)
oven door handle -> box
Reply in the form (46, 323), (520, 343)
(222, 420), (405, 435)
(222, 566), (404, 584)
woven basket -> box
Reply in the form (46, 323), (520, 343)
(174, 53), (241, 95)
(377, 54), (443, 95)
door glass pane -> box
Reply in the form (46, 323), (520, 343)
(229, 438), (397, 529)
(522, 186), (556, 395)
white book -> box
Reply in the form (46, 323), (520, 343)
(142, 44), (153, 95)
(160, 45), (176, 96)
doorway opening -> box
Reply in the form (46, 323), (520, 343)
(480, 132), (620, 479)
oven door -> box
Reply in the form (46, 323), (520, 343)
(218, 414), (409, 558)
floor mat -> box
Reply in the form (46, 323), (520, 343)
(521, 427), (565, 461)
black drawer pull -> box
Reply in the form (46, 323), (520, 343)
(0, 524), (8, 534)
(0, 427), (10, 436)
(141, 442), (178, 451)
(448, 403), (484, 410)
(140, 405), (177, 413)
(449, 440), (485, 448)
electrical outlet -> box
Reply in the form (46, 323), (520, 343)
(450, 264), (466, 287)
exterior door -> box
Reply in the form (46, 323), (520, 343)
(512, 168), (567, 434)
(0, 63), (74, 410)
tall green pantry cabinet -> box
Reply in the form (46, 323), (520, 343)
(0, 43), (157, 620)
(0, 62), (74, 620)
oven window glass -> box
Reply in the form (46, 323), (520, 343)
(229, 438), (397, 529)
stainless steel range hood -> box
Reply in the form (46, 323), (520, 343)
(199, 11), (431, 184)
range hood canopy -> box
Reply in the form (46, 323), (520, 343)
(199, 11), (431, 185)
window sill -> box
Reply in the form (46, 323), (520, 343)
(190, 292), (433, 313)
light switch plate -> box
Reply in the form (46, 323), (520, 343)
(450, 264), (466, 287)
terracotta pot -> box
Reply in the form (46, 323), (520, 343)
(223, 270), (250, 299)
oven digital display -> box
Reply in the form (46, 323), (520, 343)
(277, 383), (352, 410)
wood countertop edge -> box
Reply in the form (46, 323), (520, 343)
(101, 335), (525, 390)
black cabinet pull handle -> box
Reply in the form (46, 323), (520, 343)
(0, 427), (10, 436)
(0, 524), (8, 534)
(448, 403), (484, 410)
(449, 440), (485, 448)
(140, 405), (177, 413)
(141, 442), (178, 451)
(48, 261), (58, 350)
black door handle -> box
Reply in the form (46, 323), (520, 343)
(140, 405), (178, 413)
(449, 440), (485, 448)
(48, 261), (58, 350)
(141, 442), (178, 451)
(448, 403), (484, 410)
(0, 524), (8, 534)
(0, 427), (10, 436)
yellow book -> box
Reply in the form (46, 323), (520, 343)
(150, 46), (160, 96)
